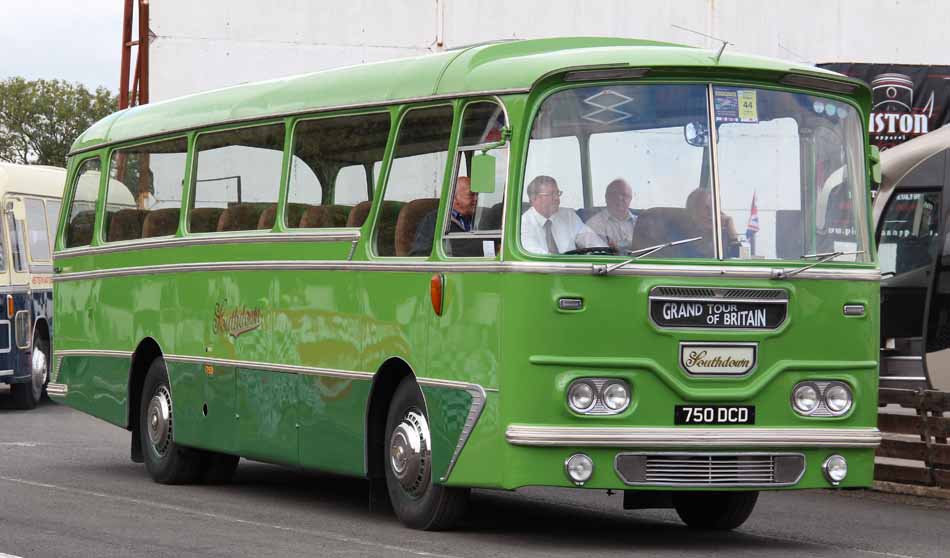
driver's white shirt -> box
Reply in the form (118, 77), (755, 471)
(521, 206), (604, 254)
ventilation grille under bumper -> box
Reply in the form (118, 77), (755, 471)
(615, 453), (805, 487)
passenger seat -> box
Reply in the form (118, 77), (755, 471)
(395, 198), (439, 256)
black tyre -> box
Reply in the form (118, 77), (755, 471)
(140, 358), (201, 484)
(10, 336), (49, 410)
(199, 451), (240, 484)
(384, 376), (469, 530)
(673, 491), (759, 530)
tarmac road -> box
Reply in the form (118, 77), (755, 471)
(1, 396), (948, 558)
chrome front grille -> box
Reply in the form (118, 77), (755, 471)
(615, 453), (805, 487)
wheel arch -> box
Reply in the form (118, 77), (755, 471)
(127, 337), (164, 432)
(365, 356), (416, 479)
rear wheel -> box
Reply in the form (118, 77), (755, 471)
(140, 358), (201, 484)
(673, 491), (759, 530)
(10, 336), (49, 410)
(384, 376), (469, 530)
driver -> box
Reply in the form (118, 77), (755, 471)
(521, 175), (603, 254)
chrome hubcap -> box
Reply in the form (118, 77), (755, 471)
(389, 409), (431, 498)
(146, 386), (173, 455)
(30, 345), (47, 400)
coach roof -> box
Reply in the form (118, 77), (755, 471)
(0, 163), (66, 198)
(70, 36), (860, 155)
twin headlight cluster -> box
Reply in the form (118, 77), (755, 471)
(792, 381), (853, 416)
(567, 378), (630, 415)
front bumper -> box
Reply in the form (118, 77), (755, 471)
(505, 425), (882, 449)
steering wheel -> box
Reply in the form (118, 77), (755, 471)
(562, 246), (617, 256)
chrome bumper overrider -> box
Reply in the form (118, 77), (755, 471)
(506, 425), (882, 448)
(46, 383), (68, 397)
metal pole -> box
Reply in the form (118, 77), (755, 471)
(119, 0), (133, 109)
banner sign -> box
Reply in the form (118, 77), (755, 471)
(819, 63), (950, 150)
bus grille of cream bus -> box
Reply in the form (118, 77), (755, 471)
(614, 453), (805, 487)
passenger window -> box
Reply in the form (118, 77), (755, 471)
(6, 211), (27, 272)
(442, 101), (507, 258)
(192, 124), (284, 233)
(45, 200), (61, 252)
(64, 158), (102, 248)
(288, 113), (389, 229)
(24, 198), (51, 262)
(378, 106), (453, 257)
(106, 138), (187, 241)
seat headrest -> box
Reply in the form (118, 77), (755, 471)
(395, 198), (439, 256)
(142, 208), (181, 238)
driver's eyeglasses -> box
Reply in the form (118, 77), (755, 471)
(536, 190), (563, 198)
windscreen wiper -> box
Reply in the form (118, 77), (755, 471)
(770, 250), (865, 280)
(593, 237), (703, 276)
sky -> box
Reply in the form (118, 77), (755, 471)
(0, 1), (124, 91)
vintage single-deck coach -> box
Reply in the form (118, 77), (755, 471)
(50, 37), (881, 530)
(0, 163), (64, 409)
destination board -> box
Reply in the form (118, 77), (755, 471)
(650, 299), (786, 329)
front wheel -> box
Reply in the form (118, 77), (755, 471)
(673, 491), (759, 530)
(10, 337), (49, 410)
(140, 358), (201, 484)
(384, 377), (469, 530)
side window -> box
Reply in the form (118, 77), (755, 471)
(192, 124), (284, 233)
(106, 138), (187, 241)
(6, 208), (27, 272)
(45, 200), (61, 252)
(443, 101), (508, 258)
(288, 113), (390, 229)
(24, 198), (51, 262)
(378, 106), (453, 257)
(64, 158), (102, 248)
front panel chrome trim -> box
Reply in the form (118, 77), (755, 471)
(613, 451), (806, 488)
(67, 88), (531, 157)
(46, 382), (68, 397)
(0, 369), (13, 377)
(505, 425), (882, 448)
(54, 230), (361, 259)
(418, 378), (490, 482)
(53, 259), (881, 283)
(879, 375), (927, 381)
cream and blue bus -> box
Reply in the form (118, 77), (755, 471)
(50, 38), (880, 530)
(0, 163), (64, 409)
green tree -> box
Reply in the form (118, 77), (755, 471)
(0, 77), (117, 168)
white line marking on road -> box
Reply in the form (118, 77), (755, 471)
(0, 552), (25, 558)
(0, 476), (460, 558)
(0, 442), (42, 447)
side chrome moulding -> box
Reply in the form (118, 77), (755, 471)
(52, 259), (882, 283)
(505, 425), (882, 448)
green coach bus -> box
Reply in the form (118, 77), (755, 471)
(50, 37), (881, 531)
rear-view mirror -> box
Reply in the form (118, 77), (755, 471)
(684, 121), (709, 147)
(470, 153), (496, 194)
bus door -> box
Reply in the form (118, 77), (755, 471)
(877, 188), (942, 388)
(2, 196), (31, 375)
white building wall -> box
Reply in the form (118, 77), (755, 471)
(151, 0), (950, 101)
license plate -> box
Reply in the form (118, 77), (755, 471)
(674, 405), (755, 425)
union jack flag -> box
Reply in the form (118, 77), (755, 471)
(746, 193), (759, 241)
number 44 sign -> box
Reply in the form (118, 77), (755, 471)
(738, 90), (759, 123)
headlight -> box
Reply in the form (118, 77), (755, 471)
(565, 453), (594, 485)
(823, 382), (853, 415)
(567, 381), (596, 413)
(822, 454), (848, 485)
(602, 381), (630, 412)
(792, 383), (820, 415)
